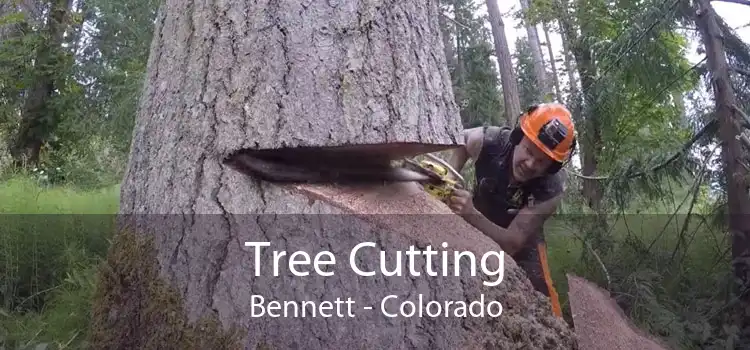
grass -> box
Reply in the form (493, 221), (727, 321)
(0, 174), (733, 350)
(0, 176), (120, 349)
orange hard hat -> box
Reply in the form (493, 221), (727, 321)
(519, 103), (576, 163)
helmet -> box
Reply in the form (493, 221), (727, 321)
(510, 103), (577, 170)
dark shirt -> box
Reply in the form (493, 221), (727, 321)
(471, 126), (564, 296)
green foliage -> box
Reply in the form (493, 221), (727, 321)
(79, 0), (160, 154)
(514, 37), (542, 108)
(0, 18), (39, 128)
(0, 176), (119, 349)
(458, 42), (504, 127)
(441, 0), (504, 128)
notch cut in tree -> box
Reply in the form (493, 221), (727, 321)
(94, 0), (576, 348)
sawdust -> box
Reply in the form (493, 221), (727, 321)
(567, 274), (671, 350)
(292, 182), (577, 349)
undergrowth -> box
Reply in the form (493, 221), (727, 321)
(545, 197), (735, 350)
(0, 176), (119, 349)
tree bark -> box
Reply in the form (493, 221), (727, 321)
(119, 0), (470, 214)
(91, 0), (576, 348)
(485, 0), (521, 125)
(694, 0), (750, 343)
(542, 22), (563, 102)
(519, 0), (550, 101)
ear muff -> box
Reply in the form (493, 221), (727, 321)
(546, 135), (576, 174)
(509, 104), (539, 145)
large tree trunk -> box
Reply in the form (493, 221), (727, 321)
(519, 0), (550, 101)
(485, 0), (521, 124)
(694, 0), (750, 343)
(89, 0), (576, 348)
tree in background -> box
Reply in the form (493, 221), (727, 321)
(514, 36), (542, 108)
(441, 0), (504, 128)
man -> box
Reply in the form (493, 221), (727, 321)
(445, 103), (577, 318)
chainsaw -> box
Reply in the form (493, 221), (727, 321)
(400, 153), (465, 203)
(223, 148), (466, 203)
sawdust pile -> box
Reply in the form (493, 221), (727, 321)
(567, 274), (670, 350)
(277, 181), (578, 349)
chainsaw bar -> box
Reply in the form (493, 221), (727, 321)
(402, 158), (444, 183)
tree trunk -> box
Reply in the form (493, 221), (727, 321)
(561, 43), (577, 99)
(90, 1), (576, 348)
(438, 3), (456, 72)
(10, 0), (72, 166)
(519, 0), (550, 101)
(557, 11), (578, 105)
(485, 0), (521, 125)
(555, 0), (608, 257)
(556, 3), (601, 209)
(694, 0), (750, 343)
(542, 22), (563, 102)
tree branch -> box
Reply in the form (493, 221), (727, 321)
(440, 12), (471, 30)
(566, 119), (718, 181)
(712, 0), (750, 6)
(731, 66), (750, 78)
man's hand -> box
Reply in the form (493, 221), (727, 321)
(447, 188), (524, 255)
(447, 188), (476, 215)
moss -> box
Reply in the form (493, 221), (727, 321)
(88, 229), (244, 350)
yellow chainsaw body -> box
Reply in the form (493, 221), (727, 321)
(415, 159), (461, 202)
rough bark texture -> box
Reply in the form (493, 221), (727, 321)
(101, 0), (578, 348)
(103, 179), (578, 348)
(123, 0), (463, 175)
(119, 0), (469, 215)
(567, 274), (669, 350)
(694, 0), (750, 344)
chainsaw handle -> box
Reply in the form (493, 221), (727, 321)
(424, 153), (465, 185)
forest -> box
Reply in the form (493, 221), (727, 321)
(1, 0), (750, 348)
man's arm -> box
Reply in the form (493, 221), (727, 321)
(447, 127), (484, 174)
(501, 174), (566, 252)
(456, 174), (565, 255)
(461, 194), (561, 255)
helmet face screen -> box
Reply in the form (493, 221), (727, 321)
(537, 118), (569, 152)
